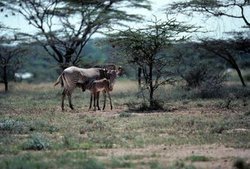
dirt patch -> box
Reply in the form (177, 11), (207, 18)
(81, 105), (250, 168)
(92, 144), (250, 168)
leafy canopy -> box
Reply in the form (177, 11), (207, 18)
(1, 0), (151, 69)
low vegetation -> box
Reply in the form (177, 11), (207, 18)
(0, 80), (249, 169)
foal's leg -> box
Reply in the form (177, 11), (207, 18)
(102, 91), (106, 110)
(107, 91), (113, 110)
(89, 93), (93, 110)
(93, 92), (97, 111)
(96, 92), (101, 110)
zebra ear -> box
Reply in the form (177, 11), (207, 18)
(117, 66), (123, 76)
(102, 68), (109, 79)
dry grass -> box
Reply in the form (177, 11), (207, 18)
(0, 80), (250, 169)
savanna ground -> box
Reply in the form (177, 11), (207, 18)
(0, 79), (250, 169)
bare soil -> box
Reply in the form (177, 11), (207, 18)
(86, 106), (250, 169)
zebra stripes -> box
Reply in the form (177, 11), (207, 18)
(54, 66), (107, 111)
(54, 66), (123, 111)
(86, 69), (120, 111)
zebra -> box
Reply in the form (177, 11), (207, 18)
(87, 68), (122, 111)
(54, 66), (109, 111)
(87, 78), (112, 111)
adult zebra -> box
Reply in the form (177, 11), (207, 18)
(54, 66), (108, 111)
(54, 65), (122, 111)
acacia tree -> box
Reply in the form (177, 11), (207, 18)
(0, 45), (25, 92)
(167, 0), (250, 87)
(168, 0), (250, 28)
(199, 39), (248, 87)
(2, 0), (151, 70)
(109, 18), (195, 109)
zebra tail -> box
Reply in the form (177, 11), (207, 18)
(54, 74), (64, 87)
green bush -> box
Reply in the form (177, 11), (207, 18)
(23, 133), (50, 150)
(168, 160), (196, 169)
(62, 134), (80, 149)
(185, 155), (210, 162)
(80, 118), (110, 133)
(29, 120), (59, 133)
(149, 161), (164, 169)
(119, 112), (132, 118)
(109, 157), (134, 168)
(128, 100), (165, 112)
(0, 154), (49, 169)
(0, 119), (28, 134)
(244, 73), (250, 82)
(83, 158), (105, 169)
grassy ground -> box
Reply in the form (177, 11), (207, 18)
(0, 80), (250, 169)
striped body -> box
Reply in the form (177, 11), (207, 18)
(54, 66), (106, 110)
(54, 65), (123, 111)
(87, 78), (112, 111)
(87, 69), (121, 111)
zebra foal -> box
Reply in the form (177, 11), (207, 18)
(87, 67), (123, 111)
(88, 78), (113, 111)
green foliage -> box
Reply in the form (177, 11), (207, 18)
(79, 39), (108, 67)
(23, 133), (51, 150)
(244, 73), (250, 82)
(175, 44), (226, 94)
(185, 155), (210, 162)
(149, 161), (164, 169)
(119, 111), (132, 118)
(0, 118), (59, 134)
(62, 134), (80, 149)
(127, 100), (165, 111)
(109, 157), (134, 168)
(0, 45), (27, 91)
(3, 0), (151, 69)
(108, 17), (195, 109)
(245, 111), (250, 116)
(0, 119), (27, 134)
(82, 158), (105, 169)
(88, 132), (116, 148)
(0, 153), (49, 169)
(80, 117), (110, 133)
(168, 0), (250, 28)
(29, 120), (59, 133)
(167, 161), (196, 169)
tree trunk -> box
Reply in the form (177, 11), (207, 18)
(149, 63), (154, 108)
(3, 65), (8, 92)
(234, 65), (246, 87)
(138, 67), (142, 88)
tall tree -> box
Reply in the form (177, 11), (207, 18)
(168, 0), (250, 28)
(2, 0), (151, 70)
(108, 18), (195, 109)
(167, 0), (250, 87)
(0, 45), (26, 92)
(199, 39), (247, 87)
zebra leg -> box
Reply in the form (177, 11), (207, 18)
(61, 89), (66, 111)
(97, 92), (101, 110)
(67, 92), (74, 110)
(93, 92), (97, 111)
(89, 93), (93, 110)
(102, 91), (106, 110)
(107, 91), (113, 110)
